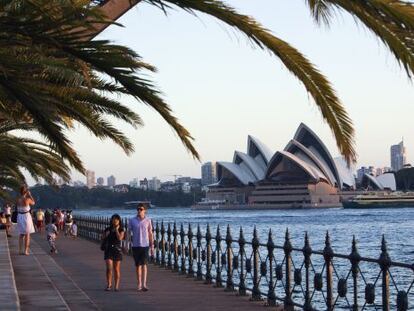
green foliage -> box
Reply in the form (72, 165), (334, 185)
(29, 185), (203, 209)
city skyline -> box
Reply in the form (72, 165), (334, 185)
(25, 1), (414, 185)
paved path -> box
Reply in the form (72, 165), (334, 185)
(8, 229), (282, 311)
(0, 231), (20, 310)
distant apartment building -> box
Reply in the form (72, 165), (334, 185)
(201, 162), (217, 186)
(391, 141), (407, 171)
(107, 175), (116, 188)
(73, 180), (85, 187)
(148, 177), (161, 191)
(139, 178), (148, 190)
(357, 166), (375, 183)
(97, 177), (104, 186)
(86, 170), (96, 189)
(129, 178), (139, 188)
(114, 184), (129, 193)
(182, 182), (191, 193)
(375, 167), (384, 177)
(176, 176), (192, 184)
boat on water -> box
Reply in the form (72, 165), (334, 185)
(191, 199), (227, 210)
(343, 192), (414, 209)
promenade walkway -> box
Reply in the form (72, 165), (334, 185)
(7, 229), (280, 311)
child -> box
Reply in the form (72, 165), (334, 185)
(70, 221), (78, 239)
(45, 220), (58, 254)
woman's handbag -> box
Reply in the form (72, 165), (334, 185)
(11, 206), (17, 223)
(100, 237), (108, 251)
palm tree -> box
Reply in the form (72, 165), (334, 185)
(0, 0), (198, 175)
(1, 0), (414, 184)
(0, 120), (71, 199)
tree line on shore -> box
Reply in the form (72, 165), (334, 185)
(28, 185), (203, 209)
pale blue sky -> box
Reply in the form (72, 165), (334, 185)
(64, 0), (414, 184)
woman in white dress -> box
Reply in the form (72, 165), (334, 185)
(17, 185), (35, 255)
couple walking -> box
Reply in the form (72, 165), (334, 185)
(103, 203), (154, 291)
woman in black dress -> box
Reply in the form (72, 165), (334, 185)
(102, 214), (125, 291)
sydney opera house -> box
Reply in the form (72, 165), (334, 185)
(206, 123), (355, 208)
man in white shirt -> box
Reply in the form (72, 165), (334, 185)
(128, 204), (154, 291)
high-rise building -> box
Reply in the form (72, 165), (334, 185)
(148, 177), (161, 191)
(86, 170), (96, 189)
(97, 177), (104, 186)
(391, 141), (407, 171)
(201, 162), (217, 186)
(107, 175), (116, 188)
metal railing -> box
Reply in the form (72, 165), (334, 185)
(75, 215), (413, 310)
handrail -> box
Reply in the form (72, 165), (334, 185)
(74, 215), (413, 310)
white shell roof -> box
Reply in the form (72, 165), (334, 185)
(376, 173), (396, 191)
(363, 174), (384, 190)
(247, 136), (273, 165)
(217, 161), (257, 185)
(267, 151), (330, 183)
(285, 139), (335, 186)
(294, 123), (342, 187)
(233, 151), (266, 180)
(334, 157), (356, 188)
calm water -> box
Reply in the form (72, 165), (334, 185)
(75, 207), (414, 262)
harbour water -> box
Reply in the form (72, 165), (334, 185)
(75, 207), (414, 262)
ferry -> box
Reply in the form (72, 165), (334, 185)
(343, 192), (414, 209)
(191, 199), (227, 210)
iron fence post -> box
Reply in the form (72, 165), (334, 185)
(238, 227), (247, 296)
(196, 224), (203, 281)
(303, 232), (312, 311)
(350, 236), (361, 311)
(187, 224), (194, 277)
(284, 229), (294, 309)
(225, 224), (234, 291)
(251, 226), (261, 301)
(324, 231), (334, 311)
(180, 223), (186, 274)
(205, 224), (213, 284)
(379, 235), (391, 311)
(155, 221), (160, 265)
(267, 229), (276, 306)
(167, 223), (172, 269)
(215, 225), (223, 288)
(161, 221), (166, 267)
(173, 222), (179, 272)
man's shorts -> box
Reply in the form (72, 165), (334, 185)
(132, 247), (149, 266)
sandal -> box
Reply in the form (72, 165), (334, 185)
(137, 287), (142, 292)
(105, 286), (112, 291)
(142, 287), (149, 292)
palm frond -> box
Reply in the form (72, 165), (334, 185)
(145, 0), (356, 164)
(305, 0), (414, 78)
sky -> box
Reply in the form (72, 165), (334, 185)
(36, 1), (414, 184)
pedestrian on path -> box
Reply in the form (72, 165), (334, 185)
(3, 203), (12, 237)
(102, 214), (125, 291)
(128, 204), (154, 292)
(70, 221), (78, 239)
(45, 219), (58, 254)
(36, 208), (45, 232)
(17, 185), (35, 255)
